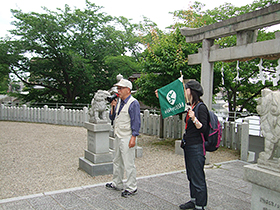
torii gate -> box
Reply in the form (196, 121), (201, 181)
(180, 3), (280, 109)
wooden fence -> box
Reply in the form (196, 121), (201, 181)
(0, 104), (88, 127)
(0, 105), (184, 139)
(1, 104), (261, 161)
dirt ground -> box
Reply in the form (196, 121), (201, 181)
(0, 121), (239, 200)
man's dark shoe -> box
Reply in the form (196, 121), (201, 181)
(121, 189), (137, 198)
(179, 201), (195, 209)
(105, 183), (122, 191)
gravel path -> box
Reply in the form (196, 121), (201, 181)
(0, 121), (239, 200)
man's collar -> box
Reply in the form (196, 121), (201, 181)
(121, 94), (131, 104)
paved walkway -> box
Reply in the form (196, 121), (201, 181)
(0, 160), (251, 210)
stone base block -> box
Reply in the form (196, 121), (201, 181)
(175, 140), (183, 155)
(250, 183), (280, 210)
(244, 164), (280, 210)
(244, 164), (280, 193)
(258, 157), (280, 173)
(84, 150), (113, 164)
(84, 122), (111, 132)
(109, 137), (115, 150)
(135, 146), (143, 158)
(79, 157), (113, 176)
(247, 151), (255, 162)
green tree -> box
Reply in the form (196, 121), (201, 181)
(135, 27), (201, 108)
(101, 16), (146, 86)
(0, 76), (9, 94)
(2, 1), (143, 105)
(216, 31), (279, 114)
(0, 40), (13, 94)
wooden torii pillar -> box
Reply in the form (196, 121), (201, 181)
(180, 3), (280, 109)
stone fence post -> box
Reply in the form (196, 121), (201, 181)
(83, 107), (88, 124)
(240, 122), (249, 161)
(143, 110), (149, 134)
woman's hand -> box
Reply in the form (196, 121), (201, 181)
(189, 109), (202, 128)
(155, 89), (159, 98)
(188, 109), (195, 121)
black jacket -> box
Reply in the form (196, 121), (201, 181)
(183, 102), (209, 146)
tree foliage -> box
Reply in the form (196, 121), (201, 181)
(134, 27), (201, 108)
(0, 40), (11, 94)
(215, 31), (279, 114)
(1, 1), (143, 104)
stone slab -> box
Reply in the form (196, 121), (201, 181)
(84, 122), (111, 132)
(79, 157), (113, 176)
(28, 195), (66, 209)
(0, 160), (251, 210)
(84, 150), (113, 164)
(250, 183), (280, 210)
(244, 164), (280, 193)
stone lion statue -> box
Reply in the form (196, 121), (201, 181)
(256, 88), (280, 168)
(89, 90), (110, 124)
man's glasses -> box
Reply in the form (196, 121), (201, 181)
(117, 87), (126, 90)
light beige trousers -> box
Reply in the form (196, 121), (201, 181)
(112, 136), (137, 192)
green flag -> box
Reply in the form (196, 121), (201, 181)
(158, 78), (186, 119)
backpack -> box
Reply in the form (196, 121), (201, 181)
(194, 102), (222, 152)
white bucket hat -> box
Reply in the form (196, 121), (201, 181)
(114, 79), (132, 90)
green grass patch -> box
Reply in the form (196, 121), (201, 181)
(151, 138), (178, 147)
(218, 146), (240, 155)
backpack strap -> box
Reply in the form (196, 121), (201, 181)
(193, 102), (205, 121)
(193, 102), (208, 156)
(193, 102), (202, 113)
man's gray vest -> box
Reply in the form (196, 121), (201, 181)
(114, 96), (136, 138)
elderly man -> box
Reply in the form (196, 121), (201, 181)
(105, 78), (141, 198)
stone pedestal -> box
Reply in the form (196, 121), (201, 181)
(243, 88), (280, 209)
(175, 140), (183, 155)
(244, 164), (280, 210)
(79, 122), (113, 176)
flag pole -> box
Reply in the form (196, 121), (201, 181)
(180, 71), (189, 104)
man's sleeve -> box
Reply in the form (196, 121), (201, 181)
(109, 105), (116, 121)
(129, 100), (141, 136)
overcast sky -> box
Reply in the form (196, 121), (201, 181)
(2, 0), (278, 38)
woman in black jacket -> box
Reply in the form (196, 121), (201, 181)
(179, 80), (209, 210)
